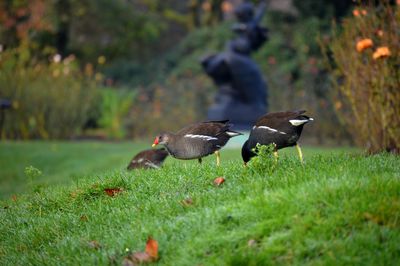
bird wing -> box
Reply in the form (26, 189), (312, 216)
(177, 121), (230, 137)
(255, 110), (307, 128)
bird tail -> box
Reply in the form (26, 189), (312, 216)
(226, 130), (243, 137)
(289, 116), (314, 126)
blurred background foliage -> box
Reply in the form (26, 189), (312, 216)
(324, 1), (399, 153)
(0, 0), (398, 152)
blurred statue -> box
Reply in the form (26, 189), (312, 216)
(201, 1), (269, 130)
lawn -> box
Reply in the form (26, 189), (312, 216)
(0, 141), (399, 265)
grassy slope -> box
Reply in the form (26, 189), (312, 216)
(0, 141), (151, 198)
(0, 142), (399, 265)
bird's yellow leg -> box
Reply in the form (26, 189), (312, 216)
(215, 150), (221, 166)
(273, 151), (279, 163)
(296, 143), (303, 164)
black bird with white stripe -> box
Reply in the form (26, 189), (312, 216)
(241, 110), (313, 164)
(152, 120), (241, 166)
(127, 148), (169, 170)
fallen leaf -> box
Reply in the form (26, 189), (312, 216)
(122, 258), (135, 266)
(11, 195), (17, 202)
(80, 215), (88, 222)
(145, 237), (158, 259)
(104, 187), (123, 197)
(214, 177), (225, 186)
(247, 239), (257, 247)
(87, 240), (101, 250)
(180, 198), (193, 207)
(70, 189), (83, 198)
(124, 236), (159, 265)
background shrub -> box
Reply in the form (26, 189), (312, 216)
(0, 45), (98, 139)
(325, 1), (399, 153)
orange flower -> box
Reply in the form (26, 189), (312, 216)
(353, 9), (360, 17)
(202, 1), (211, 11)
(221, 1), (233, 13)
(361, 9), (367, 15)
(376, 29), (384, 37)
(356, 38), (373, 52)
(372, 46), (391, 60)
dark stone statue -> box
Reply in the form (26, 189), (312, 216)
(201, 1), (269, 130)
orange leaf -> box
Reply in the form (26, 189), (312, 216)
(124, 237), (159, 265)
(214, 177), (225, 186)
(104, 187), (123, 197)
(145, 237), (158, 259)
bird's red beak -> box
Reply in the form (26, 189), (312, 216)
(152, 137), (159, 147)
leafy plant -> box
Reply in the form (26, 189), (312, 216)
(97, 88), (136, 139)
(247, 143), (277, 175)
(24, 165), (42, 180)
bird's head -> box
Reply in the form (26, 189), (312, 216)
(241, 140), (256, 164)
(152, 133), (170, 147)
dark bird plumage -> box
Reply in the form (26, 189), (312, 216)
(152, 120), (242, 165)
(127, 148), (169, 170)
(242, 110), (313, 163)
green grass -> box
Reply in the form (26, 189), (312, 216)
(1, 141), (399, 265)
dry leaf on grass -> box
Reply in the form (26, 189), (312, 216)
(180, 198), (193, 207)
(214, 177), (225, 186)
(123, 236), (159, 265)
(104, 187), (123, 197)
(87, 240), (101, 250)
(247, 239), (257, 247)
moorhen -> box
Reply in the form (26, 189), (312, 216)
(152, 120), (241, 166)
(127, 148), (169, 170)
(242, 110), (313, 164)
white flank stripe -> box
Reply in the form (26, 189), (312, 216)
(184, 134), (218, 141)
(289, 119), (312, 126)
(144, 161), (160, 169)
(257, 126), (287, 135)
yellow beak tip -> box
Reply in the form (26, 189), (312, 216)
(151, 144), (156, 147)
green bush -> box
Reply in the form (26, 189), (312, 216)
(0, 45), (98, 139)
(325, 1), (400, 153)
(96, 88), (136, 139)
